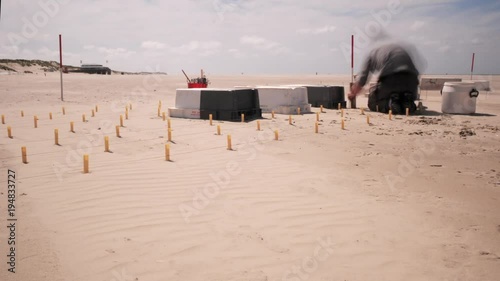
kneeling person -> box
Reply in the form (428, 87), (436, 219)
(349, 42), (422, 114)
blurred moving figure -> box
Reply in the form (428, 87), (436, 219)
(349, 37), (426, 114)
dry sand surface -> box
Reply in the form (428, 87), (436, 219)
(0, 72), (499, 281)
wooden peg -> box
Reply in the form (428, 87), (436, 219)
(227, 135), (232, 150)
(104, 136), (110, 152)
(165, 143), (170, 161)
(21, 146), (27, 164)
(83, 154), (89, 174)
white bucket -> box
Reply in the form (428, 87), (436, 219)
(441, 82), (479, 114)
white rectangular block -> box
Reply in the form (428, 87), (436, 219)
(256, 86), (311, 114)
(175, 89), (202, 109)
(168, 108), (200, 119)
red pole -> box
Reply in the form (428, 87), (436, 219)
(350, 35), (356, 108)
(470, 53), (475, 80)
(351, 35), (354, 83)
(59, 34), (64, 101)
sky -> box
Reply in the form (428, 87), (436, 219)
(1, 0), (499, 75)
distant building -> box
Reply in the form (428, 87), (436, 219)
(71, 64), (111, 75)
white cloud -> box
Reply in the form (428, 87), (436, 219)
(438, 45), (451, 52)
(168, 41), (222, 56)
(228, 48), (246, 58)
(471, 38), (483, 45)
(141, 41), (166, 50)
(83, 45), (95, 50)
(297, 25), (337, 35)
(240, 36), (278, 50)
(96, 47), (136, 58)
(37, 47), (58, 57)
(410, 21), (425, 31)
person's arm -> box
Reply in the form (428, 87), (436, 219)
(348, 83), (363, 100)
(348, 53), (373, 99)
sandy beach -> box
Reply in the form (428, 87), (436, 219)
(0, 72), (499, 281)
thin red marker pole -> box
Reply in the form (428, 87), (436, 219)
(351, 35), (354, 83)
(470, 53), (475, 80)
(59, 34), (64, 101)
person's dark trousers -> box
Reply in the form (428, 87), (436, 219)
(368, 72), (419, 114)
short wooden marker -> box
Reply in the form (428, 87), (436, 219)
(95, 105), (99, 112)
(341, 109), (344, 118)
(82, 114), (86, 122)
(70, 122), (75, 133)
(54, 129), (59, 145)
(376, 105), (379, 112)
(338, 103), (341, 110)
(217, 125), (221, 135)
(406, 108), (410, 117)
(227, 135), (232, 150)
(167, 128), (172, 142)
(104, 136), (110, 152)
(272, 111), (275, 119)
(389, 110), (393, 120)
(257, 120), (261, 131)
(1, 114), (5, 124)
(289, 115), (292, 125)
(320, 105), (324, 113)
(361, 108), (365, 115)
(115, 125), (121, 137)
(34, 116), (38, 128)
(316, 112), (320, 122)
(7, 126), (12, 138)
(62, 107), (66, 115)
(167, 118), (172, 129)
(241, 113), (245, 123)
(341, 119), (345, 130)
(91, 109), (95, 117)
(120, 115), (124, 127)
(125, 106), (129, 119)
(315, 122), (319, 134)
(157, 106), (161, 117)
(209, 114), (213, 126)
(162, 112), (166, 121)
(297, 107), (301, 115)
(83, 154), (89, 174)
(159, 100), (162, 107)
(21, 146), (27, 164)
(274, 130), (279, 141)
(165, 143), (170, 161)
(49, 112), (53, 120)
(21, 110), (24, 117)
